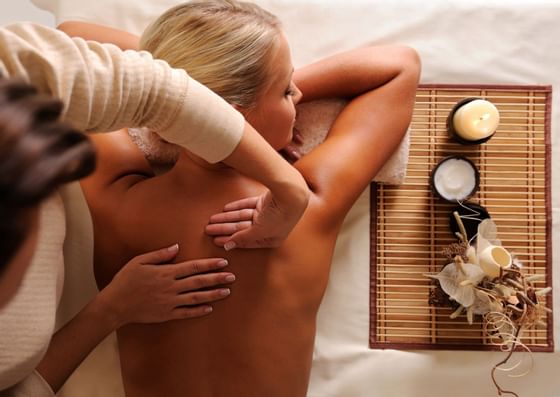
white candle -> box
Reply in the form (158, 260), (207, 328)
(452, 99), (500, 141)
(433, 158), (477, 201)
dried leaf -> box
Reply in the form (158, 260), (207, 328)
(466, 245), (478, 265)
(431, 262), (485, 307)
(495, 284), (515, 298)
(471, 289), (503, 315)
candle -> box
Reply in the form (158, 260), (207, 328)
(430, 156), (479, 202)
(451, 99), (500, 142)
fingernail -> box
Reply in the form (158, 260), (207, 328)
(167, 243), (179, 252)
(224, 274), (236, 282)
(224, 241), (236, 251)
(220, 288), (231, 296)
(204, 306), (213, 313)
(217, 259), (228, 267)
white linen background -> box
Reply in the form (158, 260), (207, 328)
(28, 0), (560, 396)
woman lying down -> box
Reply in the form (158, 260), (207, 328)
(79, 1), (420, 395)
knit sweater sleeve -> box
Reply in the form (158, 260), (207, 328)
(0, 22), (244, 163)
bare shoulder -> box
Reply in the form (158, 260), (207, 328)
(81, 129), (153, 204)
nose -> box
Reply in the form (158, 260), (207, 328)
(292, 85), (303, 105)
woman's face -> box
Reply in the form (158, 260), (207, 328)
(243, 32), (302, 151)
(0, 207), (39, 308)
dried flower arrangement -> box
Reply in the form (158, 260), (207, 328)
(426, 211), (552, 397)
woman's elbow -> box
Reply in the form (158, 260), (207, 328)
(57, 21), (78, 37)
(396, 46), (421, 80)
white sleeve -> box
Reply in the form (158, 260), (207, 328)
(0, 22), (244, 163)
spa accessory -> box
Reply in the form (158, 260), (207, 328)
(430, 156), (479, 202)
(447, 98), (500, 145)
(426, 218), (551, 397)
(294, 99), (410, 185)
(478, 245), (512, 278)
(449, 202), (490, 241)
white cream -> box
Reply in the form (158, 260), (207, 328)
(433, 158), (477, 201)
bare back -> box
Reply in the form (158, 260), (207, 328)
(83, 132), (339, 396)
(82, 45), (419, 397)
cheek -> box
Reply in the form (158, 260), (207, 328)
(277, 105), (296, 143)
(247, 103), (296, 150)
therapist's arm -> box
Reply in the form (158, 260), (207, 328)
(0, 22), (308, 248)
(36, 245), (235, 393)
(56, 21), (310, 248)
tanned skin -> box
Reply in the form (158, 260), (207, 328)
(81, 35), (420, 396)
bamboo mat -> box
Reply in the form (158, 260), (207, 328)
(369, 84), (553, 351)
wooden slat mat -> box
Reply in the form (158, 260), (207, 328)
(369, 84), (553, 351)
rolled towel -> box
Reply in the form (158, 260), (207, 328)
(130, 99), (410, 184)
(294, 99), (410, 185)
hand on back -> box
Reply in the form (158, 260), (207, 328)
(100, 244), (235, 327)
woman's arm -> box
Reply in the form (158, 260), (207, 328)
(293, 45), (420, 225)
(57, 21), (139, 50)
(35, 245), (235, 393)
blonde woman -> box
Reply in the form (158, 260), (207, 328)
(0, 20), (309, 397)
(78, 1), (420, 395)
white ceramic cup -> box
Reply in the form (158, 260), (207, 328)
(479, 245), (512, 278)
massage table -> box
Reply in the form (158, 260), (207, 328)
(30, 0), (560, 395)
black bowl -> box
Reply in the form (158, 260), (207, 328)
(449, 202), (491, 242)
(430, 155), (480, 202)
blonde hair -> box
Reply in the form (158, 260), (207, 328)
(140, 0), (282, 108)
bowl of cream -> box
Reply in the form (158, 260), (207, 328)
(430, 156), (479, 202)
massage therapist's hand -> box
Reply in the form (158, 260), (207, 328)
(210, 122), (310, 249)
(97, 244), (234, 328)
(206, 187), (306, 250)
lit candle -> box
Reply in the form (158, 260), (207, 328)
(450, 99), (500, 143)
(430, 156), (479, 202)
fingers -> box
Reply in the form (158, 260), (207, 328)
(222, 196), (259, 211)
(220, 229), (280, 250)
(212, 236), (230, 247)
(208, 208), (254, 224)
(166, 263), (236, 320)
(205, 220), (252, 236)
(133, 243), (179, 265)
(171, 305), (213, 320)
(174, 272), (235, 293)
(176, 288), (231, 307)
(211, 230), (273, 249)
(169, 257), (230, 279)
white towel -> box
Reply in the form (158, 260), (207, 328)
(294, 99), (410, 185)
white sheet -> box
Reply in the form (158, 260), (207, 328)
(30, 0), (560, 396)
